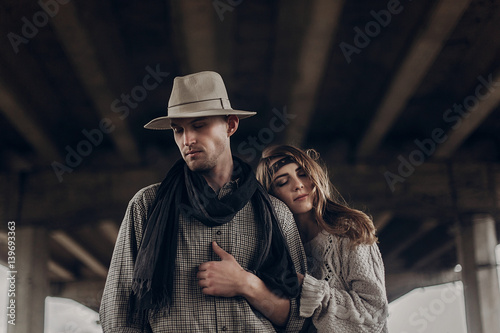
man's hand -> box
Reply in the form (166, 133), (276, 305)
(198, 241), (291, 326)
(197, 241), (248, 297)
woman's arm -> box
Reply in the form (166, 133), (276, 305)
(197, 241), (291, 327)
(300, 240), (389, 332)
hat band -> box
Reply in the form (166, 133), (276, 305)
(168, 98), (232, 117)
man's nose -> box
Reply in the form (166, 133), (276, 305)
(183, 130), (196, 146)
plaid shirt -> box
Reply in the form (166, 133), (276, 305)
(100, 181), (309, 332)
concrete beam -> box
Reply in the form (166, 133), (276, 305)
(0, 150), (33, 172)
(411, 239), (455, 271)
(98, 220), (120, 245)
(48, 260), (75, 282)
(0, 232), (74, 281)
(373, 211), (393, 234)
(356, 0), (471, 159)
(50, 1), (140, 164)
(268, 0), (310, 107)
(284, 0), (344, 146)
(4, 163), (499, 229)
(385, 218), (439, 263)
(171, 0), (218, 73)
(386, 269), (461, 302)
(51, 231), (108, 278)
(0, 77), (61, 162)
(434, 72), (500, 159)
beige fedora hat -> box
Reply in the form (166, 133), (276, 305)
(144, 71), (256, 130)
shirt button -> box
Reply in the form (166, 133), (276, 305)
(216, 230), (222, 235)
(222, 326), (227, 331)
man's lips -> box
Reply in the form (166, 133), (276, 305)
(294, 194), (309, 201)
(185, 150), (201, 157)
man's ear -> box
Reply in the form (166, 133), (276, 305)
(227, 115), (239, 137)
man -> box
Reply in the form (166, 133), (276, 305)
(100, 71), (308, 332)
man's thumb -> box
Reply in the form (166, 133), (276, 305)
(212, 241), (231, 260)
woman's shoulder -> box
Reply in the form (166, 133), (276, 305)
(333, 235), (385, 275)
(322, 233), (383, 263)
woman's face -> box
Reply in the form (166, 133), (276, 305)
(271, 161), (314, 215)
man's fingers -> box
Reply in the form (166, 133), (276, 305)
(201, 286), (214, 295)
(197, 269), (206, 280)
(198, 262), (208, 272)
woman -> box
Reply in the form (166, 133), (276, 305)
(256, 145), (389, 333)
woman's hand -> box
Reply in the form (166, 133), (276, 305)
(197, 241), (248, 297)
(297, 272), (305, 286)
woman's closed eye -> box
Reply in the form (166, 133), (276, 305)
(275, 180), (288, 187)
(273, 176), (289, 188)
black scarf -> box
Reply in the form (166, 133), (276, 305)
(129, 157), (299, 322)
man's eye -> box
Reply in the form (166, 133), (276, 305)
(193, 124), (205, 129)
(173, 127), (183, 133)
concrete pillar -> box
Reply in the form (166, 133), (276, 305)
(457, 214), (500, 333)
(7, 227), (49, 333)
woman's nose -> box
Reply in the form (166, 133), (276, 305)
(294, 179), (304, 191)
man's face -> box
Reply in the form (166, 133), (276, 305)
(170, 116), (231, 172)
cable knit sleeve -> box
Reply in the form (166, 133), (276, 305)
(300, 237), (389, 333)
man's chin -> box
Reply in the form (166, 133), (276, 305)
(185, 160), (209, 173)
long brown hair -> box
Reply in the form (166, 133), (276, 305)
(256, 145), (377, 246)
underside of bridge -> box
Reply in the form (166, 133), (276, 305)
(1, 0), (500, 332)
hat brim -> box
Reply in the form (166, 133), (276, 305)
(144, 109), (256, 130)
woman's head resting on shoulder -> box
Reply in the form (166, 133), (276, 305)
(256, 145), (378, 247)
(256, 145), (327, 214)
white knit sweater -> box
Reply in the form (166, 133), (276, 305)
(300, 231), (389, 333)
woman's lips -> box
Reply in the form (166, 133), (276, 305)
(294, 194), (308, 201)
